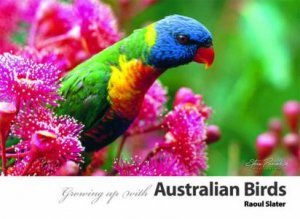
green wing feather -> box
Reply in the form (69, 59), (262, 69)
(55, 54), (112, 131)
(55, 35), (144, 132)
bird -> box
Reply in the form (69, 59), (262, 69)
(55, 15), (215, 152)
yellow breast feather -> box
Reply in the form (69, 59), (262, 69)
(108, 55), (160, 119)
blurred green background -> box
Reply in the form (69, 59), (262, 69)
(107, 0), (300, 175)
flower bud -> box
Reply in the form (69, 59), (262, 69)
(55, 161), (80, 176)
(206, 125), (221, 144)
(173, 87), (211, 119)
(268, 118), (282, 144)
(283, 133), (300, 157)
(0, 101), (16, 140)
(283, 101), (300, 133)
(256, 132), (276, 160)
(91, 169), (106, 176)
(30, 130), (57, 157)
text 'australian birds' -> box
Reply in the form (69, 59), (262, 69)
(154, 181), (286, 196)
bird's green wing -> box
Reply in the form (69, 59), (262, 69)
(55, 57), (111, 131)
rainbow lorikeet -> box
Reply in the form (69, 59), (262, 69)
(56, 15), (214, 151)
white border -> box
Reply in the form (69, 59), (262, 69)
(0, 177), (298, 218)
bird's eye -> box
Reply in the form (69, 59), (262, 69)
(176, 34), (190, 45)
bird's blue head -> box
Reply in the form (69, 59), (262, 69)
(146, 15), (214, 69)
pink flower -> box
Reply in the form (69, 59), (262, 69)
(0, 0), (21, 39)
(255, 101), (300, 176)
(116, 152), (188, 176)
(12, 108), (82, 140)
(18, 47), (68, 74)
(9, 109), (84, 176)
(33, 1), (75, 40)
(0, 0), (21, 53)
(54, 161), (80, 176)
(164, 105), (206, 144)
(0, 53), (61, 109)
(22, 0), (44, 23)
(29, 0), (121, 70)
(163, 105), (208, 174)
(0, 38), (19, 53)
(173, 87), (212, 120)
(284, 157), (300, 176)
(128, 80), (167, 134)
(116, 87), (215, 176)
(30, 0), (80, 70)
(117, 104), (209, 176)
(75, 0), (122, 54)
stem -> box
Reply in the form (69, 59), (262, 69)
(37, 33), (73, 49)
(6, 151), (30, 158)
(21, 157), (34, 176)
(0, 134), (7, 176)
(115, 135), (128, 162)
(141, 148), (160, 165)
(81, 37), (91, 55)
(141, 143), (172, 166)
(114, 123), (163, 165)
(256, 159), (265, 176)
(5, 145), (16, 152)
(228, 142), (240, 176)
(127, 123), (163, 137)
(110, 124), (164, 176)
(107, 135), (128, 176)
(28, 17), (38, 48)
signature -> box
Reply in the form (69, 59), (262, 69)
(245, 158), (288, 169)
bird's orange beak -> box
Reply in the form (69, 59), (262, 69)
(193, 46), (214, 69)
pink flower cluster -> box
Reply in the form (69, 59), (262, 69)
(8, 109), (83, 176)
(255, 101), (300, 175)
(0, 0), (20, 53)
(0, 53), (84, 175)
(115, 84), (221, 176)
(0, 0), (125, 176)
(0, 53), (61, 109)
(127, 81), (168, 134)
(0, 0), (122, 71)
(28, 0), (122, 71)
